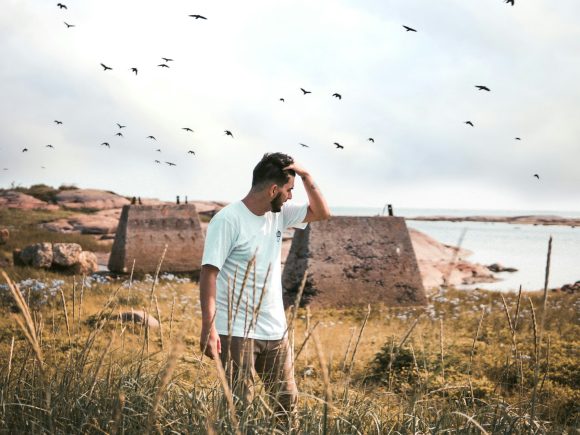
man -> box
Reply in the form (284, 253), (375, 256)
(199, 152), (330, 420)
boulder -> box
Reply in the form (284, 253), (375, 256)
(73, 251), (99, 275)
(116, 310), (160, 328)
(18, 243), (53, 268)
(0, 228), (8, 245)
(0, 191), (59, 211)
(552, 281), (580, 294)
(55, 189), (130, 210)
(52, 243), (82, 266)
(487, 263), (518, 273)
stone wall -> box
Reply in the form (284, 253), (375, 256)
(282, 216), (427, 308)
(108, 204), (204, 274)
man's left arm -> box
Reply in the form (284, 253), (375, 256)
(285, 163), (331, 223)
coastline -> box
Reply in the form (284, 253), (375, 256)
(408, 215), (580, 227)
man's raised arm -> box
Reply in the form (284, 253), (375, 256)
(285, 163), (331, 222)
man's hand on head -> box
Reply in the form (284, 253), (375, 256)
(284, 163), (309, 179)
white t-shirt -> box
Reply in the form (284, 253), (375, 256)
(202, 200), (308, 340)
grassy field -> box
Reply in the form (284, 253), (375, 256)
(0, 265), (578, 434)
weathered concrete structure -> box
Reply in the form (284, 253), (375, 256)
(108, 205), (204, 274)
(282, 216), (427, 308)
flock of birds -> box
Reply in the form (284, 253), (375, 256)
(6, 0), (538, 179)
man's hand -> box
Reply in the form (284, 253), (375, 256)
(284, 161), (331, 222)
(284, 162), (309, 179)
(200, 325), (221, 359)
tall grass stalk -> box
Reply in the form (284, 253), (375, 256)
(313, 331), (332, 435)
(60, 289), (71, 346)
(146, 338), (184, 434)
(531, 236), (552, 424)
(154, 295), (164, 350)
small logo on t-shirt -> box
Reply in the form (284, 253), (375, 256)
(276, 230), (282, 242)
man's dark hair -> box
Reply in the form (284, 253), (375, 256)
(251, 152), (295, 189)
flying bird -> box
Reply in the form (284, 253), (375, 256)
(515, 137), (521, 141)
(100, 63), (112, 71)
(154, 160), (160, 164)
(189, 14), (207, 20)
(182, 127), (194, 132)
(57, 3), (67, 9)
(115, 132), (123, 137)
(280, 98), (285, 102)
(533, 174), (540, 179)
(54, 120), (63, 125)
(224, 130), (234, 138)
(22, 148), (28, 152)
(117, 123), (126, 129)
(158, 64), (170, 68)
(64, 22), (75, 28)
(299, 143), (309, 148)
(146, 136), (156, 140)
(368, 138), (375, 143)
(156, 149), (161, 152)
(464, 121), (474, 127)
(475, 85), (491, 91)
(161, 57), (174, 62)
(187, 150), (196, 155)
(332, 93), (342, 100)
(403, 25), (417, 32)
(333, 142), (344, 149)
(101, 142), (110, 147)
(300, 88), (311, 95)
(46, 144), (54, 148)
(130, 67), (138, 75)
(505, 0), (514, 5)
(165, 161), (177, 166)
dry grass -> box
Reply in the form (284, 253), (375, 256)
(0, 263), (578, 433)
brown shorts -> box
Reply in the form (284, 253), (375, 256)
(219, 334), (298, 416)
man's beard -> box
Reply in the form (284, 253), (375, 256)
(270, 193), (284, 213)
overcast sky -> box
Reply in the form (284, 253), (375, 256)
(1, 0), (579, 211)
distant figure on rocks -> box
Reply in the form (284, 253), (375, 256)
(185, 195), (188, 204)
(131, 197), (136, 205)
(176, 195), (180, 205)
(199, 152), (331, 425)
(138, 197), (142, 205)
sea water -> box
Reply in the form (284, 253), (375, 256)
(331, 206), (580, 292)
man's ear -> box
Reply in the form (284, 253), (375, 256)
(269, 183), (278, 198)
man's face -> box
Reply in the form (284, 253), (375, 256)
(270, 175), (295, 213)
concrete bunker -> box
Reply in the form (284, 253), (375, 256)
(283, 216), (427, 308)
(108, 204), (204, 274)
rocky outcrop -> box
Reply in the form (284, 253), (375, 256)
(55, 189), (130, 210)
(552, 281), (580, 294)
(0, 191), (59, 211)
(13, 243), (98, 274)
(42, 209), (121, 235)
(408, 228), (496, 289)
(409, 215), (580, 228)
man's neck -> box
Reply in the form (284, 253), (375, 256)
(242, 192), (271, 216)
